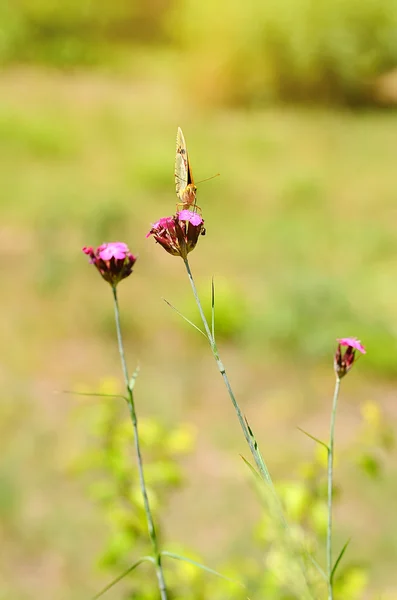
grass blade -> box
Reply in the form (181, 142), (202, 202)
(244, 415), (274, 485)
(211, 275), (215, 341)
(161, 551), (243, 586)
(244, 416), (258, 451)
(297, 426), (329, 452)
(240, 454), (261, 481)
(61, 390), (128, 402)
(331, 539), (351, 583)
(308, 555), (327, 582)
(92, 556), (154, 599)
(162, 297), (206, 337)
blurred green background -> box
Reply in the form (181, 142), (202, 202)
(1, 1), (397, 598)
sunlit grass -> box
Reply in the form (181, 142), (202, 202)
(1, 68), (397, 598)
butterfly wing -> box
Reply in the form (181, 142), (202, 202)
(187, 145), (194, 187)
(175, 127), (188, 202)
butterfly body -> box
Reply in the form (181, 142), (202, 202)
(175, 127), (199, 211)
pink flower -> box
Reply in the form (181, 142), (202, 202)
(337, 337), (366, 354)
(145, 217), (175, 237)
(146, 211), (205, 259)
(82, 242), (137, 286)
(334, 337), (366, 379)
(178, 209), (203, 226)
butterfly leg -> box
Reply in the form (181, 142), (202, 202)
(175, 202), (202, 215)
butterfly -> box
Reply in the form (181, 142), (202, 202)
(175, 127), (199, 211)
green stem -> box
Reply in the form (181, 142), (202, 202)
(327, 376), (341, 600)
(112, 285), (168, 600)
(181, 258), (314, 598)
(182, 258), (273, 485)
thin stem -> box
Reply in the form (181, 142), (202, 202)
(327, 376), (341, 600)
(183, 258), (276, 486)
(112, 285), (168, 600)
(181, 258), (314, 598)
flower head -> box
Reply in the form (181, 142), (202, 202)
(334, 337), (366, 379)
(82, 242), (137, 286)
(146, 210), (205, 259)
(337, 337), (366, 354)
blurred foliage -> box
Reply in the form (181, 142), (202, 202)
(179, 277), (249, 342)
(252, 397), (395, 600)
(76, 377), (394, 599)
(73, 379), (198, 598)
(0, 0), (172, 66)
(171, 0), (397, 105)
(2, 55), (397, 596)
(351, 400), (395, 477)
(1, 0), (397, 104)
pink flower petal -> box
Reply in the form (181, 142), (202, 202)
(146, 216), (175, 237)
(337, 337), (366, 354)
(178, 210), (203, 226)
(147, 212), (205, 258)
(97, 242), (128, 261)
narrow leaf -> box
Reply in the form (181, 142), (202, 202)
(308, 555), (327, 582)
(244, 415), (273, 486)
(240, 454), (260, 481)
(297, 426), (329, 452)
(331, 539), (351, 583)
(92, 556), (154, 599)
(244, 416), (258, 450)
(61, 390), (128, 402)
(211, 275), (215, 341)
(162, 298), (206, 337)
(162, 551), (243, 587)
(128, 364), (140, 392)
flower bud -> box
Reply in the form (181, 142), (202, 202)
(82, 242), (137, 286)
(334, 337), (366, 379)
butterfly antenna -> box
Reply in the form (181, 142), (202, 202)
(196, 173), (220, 185)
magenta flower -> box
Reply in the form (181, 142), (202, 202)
(337, 337), (366, 354)
(334, 337), (366, 379)
(146, 211), (205, 259)
(82, 242), (137, 286)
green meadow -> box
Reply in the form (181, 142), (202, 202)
(1, 6), (397, 595)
